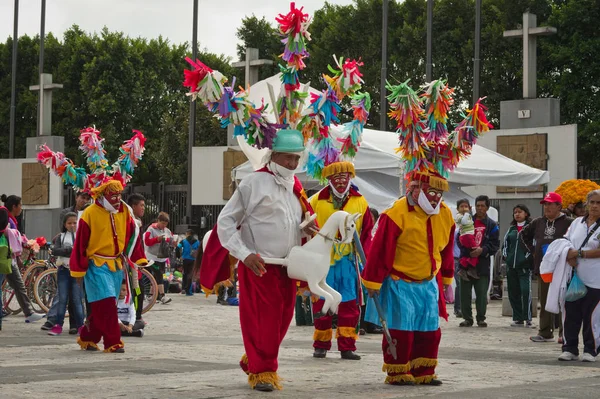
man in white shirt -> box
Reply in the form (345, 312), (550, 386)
(217, 129), (316, 392)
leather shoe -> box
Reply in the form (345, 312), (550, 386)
(341, 350), (361, 360)
(254, 383), (274, 392)
(313, 348), (327, 358)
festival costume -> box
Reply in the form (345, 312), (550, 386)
(362, 80), (492, 384)
(183, 2), (371, 391)
(38, 127), (147, 352)
(309, 162), (374, 354)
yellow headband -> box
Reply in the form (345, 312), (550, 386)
(322, 161), (356, 179)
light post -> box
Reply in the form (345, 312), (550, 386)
(186, 0), (198, 226)
(9, 0), (19, 158)
(379, 0), (389, 131)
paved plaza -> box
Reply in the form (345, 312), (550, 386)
(0, 297), (599, 398)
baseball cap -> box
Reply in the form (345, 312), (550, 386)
(540, 192), (562, 204)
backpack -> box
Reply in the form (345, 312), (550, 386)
(0, 233), (12, 274)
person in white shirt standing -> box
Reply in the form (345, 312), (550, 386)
(214, 129), (316, 392)
(559, 189), (600, 362)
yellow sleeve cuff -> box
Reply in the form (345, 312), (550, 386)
(442, 277), (453, 286)
(135, 258), (149, 266)
(362, 278), (382, 291)
(70, 271), (86, 278)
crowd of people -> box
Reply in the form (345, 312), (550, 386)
(2, 153), (599, 391)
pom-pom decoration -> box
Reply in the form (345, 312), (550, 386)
(421, 80), (454, 142)
(276, 2), (311, 71)
(113, 130), (146, 182)
(78, 126), (109, 172)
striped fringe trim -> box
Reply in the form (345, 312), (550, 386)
(77, 337), (99, 351)
(103, 340), (125, 353)
(336, 326), (358, 340)
(410, 357), (438, 369)
(313, 328), (333, 342)
(385, 374), (415, 384)
(240, 353), (248, 364)
(382, 362), (411, 374)
(201, 280), (233, 298)
(414, 374), (438, 385)
(248, 372), (282, 390)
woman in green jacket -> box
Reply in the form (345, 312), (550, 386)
(502, 204), (534, 327)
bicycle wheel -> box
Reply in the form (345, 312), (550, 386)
(2, 278), (23, 315)
(139, 268), (158, 314)
(23, 263), (47, 314)
(33, 269), (58, 314)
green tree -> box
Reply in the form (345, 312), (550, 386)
(235, 15), (281, 86)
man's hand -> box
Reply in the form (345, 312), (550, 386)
(126, 324), (133, 333)
(470, 247), (483, 258)
(300, 212), (319, 236)
(119, 323), (127, 332)
(567, 249), (579, 260)
(567, 258), (578, 268)
(366, 288), (380, 297)
(243, 254), (267, 277)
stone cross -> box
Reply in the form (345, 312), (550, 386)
(229, 48), (274, 147)
(29, 73), (63, 136)
(503, 12), (556, 99)
(232, 47), (274, 87)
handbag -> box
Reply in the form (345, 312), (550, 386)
(565, 221), (598, 302)
(157, 238), (170, 259)
(565, 271), (587, 302)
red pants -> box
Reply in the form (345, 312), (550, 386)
(238, 263), (296, 389)
(313, 299), (359, 351)
(382, 328), (441, 384)
(78, 297), (123, 352)
(459, 234), (478, 267)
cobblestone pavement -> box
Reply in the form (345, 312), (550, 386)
(1, 297), (599, 398)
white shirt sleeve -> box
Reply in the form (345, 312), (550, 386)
(217, 183), (253, 263)
(128, 301), (136, 325)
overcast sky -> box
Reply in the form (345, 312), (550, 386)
(0, 0), (354, 60)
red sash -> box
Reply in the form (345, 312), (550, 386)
(199, 169), (314, 293)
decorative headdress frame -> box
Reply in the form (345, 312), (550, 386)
(387, 79), (492, 190)
(37, 126), (146, 198)
(182, 2), (372, 183)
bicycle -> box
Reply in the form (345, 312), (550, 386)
(33, 265), (158, 315)
(1, 244), (51, 315)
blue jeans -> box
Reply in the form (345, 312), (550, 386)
(56, 267), (84, 328)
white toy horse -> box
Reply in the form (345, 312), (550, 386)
(203, 211), (360, 316)
(262, 211), (360, 316)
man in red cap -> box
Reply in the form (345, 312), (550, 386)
(521, 192), (573, 343)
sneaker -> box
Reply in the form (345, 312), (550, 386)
(558, 351), (578, 361)
(69, 328), (78, 335)
(511, 321), (525, 327)
(138, 329), (144, 338)
(477, 321), (488, 328)
(530, 335), (554, 343)
(582, 353), (596, 362)
(40, 321), (54, 331)
(160, 296), (172, 304)
(526, 321), (535, 328)
(25, 313), (45, 323)
(48, 324), (63, 336)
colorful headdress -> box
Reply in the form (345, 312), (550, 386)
(182, 2), (371, 176)
(37, 126), (146, 198)
(387, 79), (492, 192)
